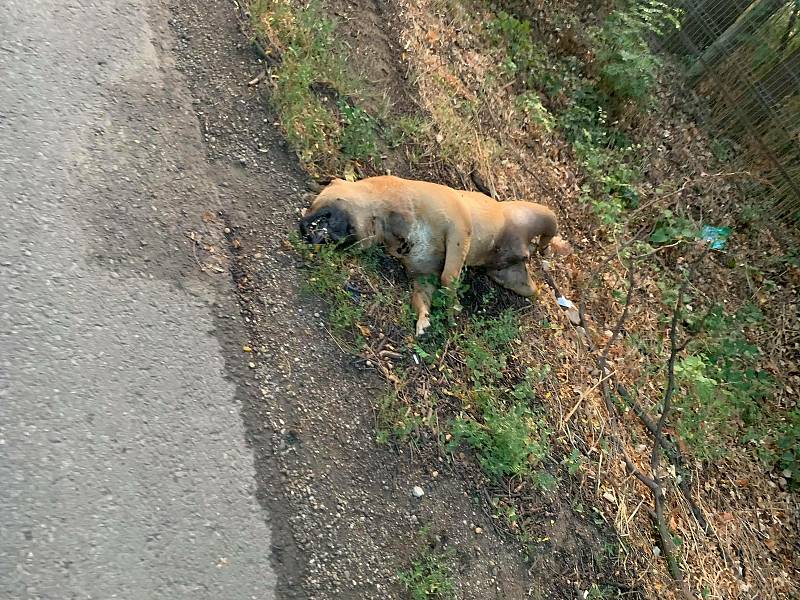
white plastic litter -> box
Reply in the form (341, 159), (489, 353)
(557, 296), (576, 309)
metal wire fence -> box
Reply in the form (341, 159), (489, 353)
(664, 0), (800, 222)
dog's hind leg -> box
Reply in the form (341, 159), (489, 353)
(487, 263), (536, 297)
(411, 277), (436, 336)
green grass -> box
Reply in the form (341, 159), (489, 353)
(291, 235), (365, 337)
(250, 0), (380, 175)
(376, 389), (425, 444)
(288, 232), (398, 348)
(590, 1), (681, 108)
(290, 232), (562, 489)
(428, 309), (557, 488)
(484, 10), (571, 97)
(452, 400), (552, 481)
(481, 3), (675, 232)
(398, 549), (456, 600)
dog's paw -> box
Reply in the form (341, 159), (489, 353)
(415, 316), (431, 337)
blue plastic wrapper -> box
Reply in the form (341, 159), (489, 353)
(700, 225), (731, 250)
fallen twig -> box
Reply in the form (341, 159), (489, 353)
(540, 247), (720, 596)
(248, 70), (267, 86)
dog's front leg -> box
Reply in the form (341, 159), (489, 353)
(440, 226), (471, 288)
(411, 278), (435, 336)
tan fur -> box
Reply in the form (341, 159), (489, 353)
(303, 175), (560, 335)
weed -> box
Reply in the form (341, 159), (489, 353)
(302, 246), (365, 336)
(451, 400), (552, 482)
(533, 470), (559, 491)
(413, 276), (470, 359)
(289, 232), (394, 346)
(674, 304), (779, 463)
(586, 582), (625, 598)
(710, 137), (736, 162)
(649, 208), (698, 245)
(558, 97), (641, 226)
(774, 410), (800, 484)
(398, 549), (456, 599)
(516, 91), (555, 132)
(590, 1), (681, 107)
(423, 80), (489, 166)
(482, 3), (679, 230)
(458, 311), (519, 385)
(338, 100), (379, 161)
(387, 115), (431, 149)
(563, 447), (583, 475)
(376, 390), (424, 444)
(485, 10), (568, 95)
(779, 248), (800, 269)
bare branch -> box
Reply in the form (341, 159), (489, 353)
(651, 245), (711, 479)
(599, 263), (636, 368)
(651, 276), (684, 475)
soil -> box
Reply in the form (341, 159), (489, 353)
(161, 0), (637, 598)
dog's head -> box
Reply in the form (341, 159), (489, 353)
(299, 179), (368, 246)
(299, 202), (356, 245)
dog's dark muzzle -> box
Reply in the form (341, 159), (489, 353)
(299, 214), (330, 245)
(299, 206), (356, 246)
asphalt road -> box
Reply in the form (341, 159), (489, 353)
(0, 1), (276, 598)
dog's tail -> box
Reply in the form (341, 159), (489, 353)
(546, 235), (572, 256)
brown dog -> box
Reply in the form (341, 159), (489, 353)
(299, 175), (559, 335)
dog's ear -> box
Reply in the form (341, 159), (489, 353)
(491, 229), (530, 269)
